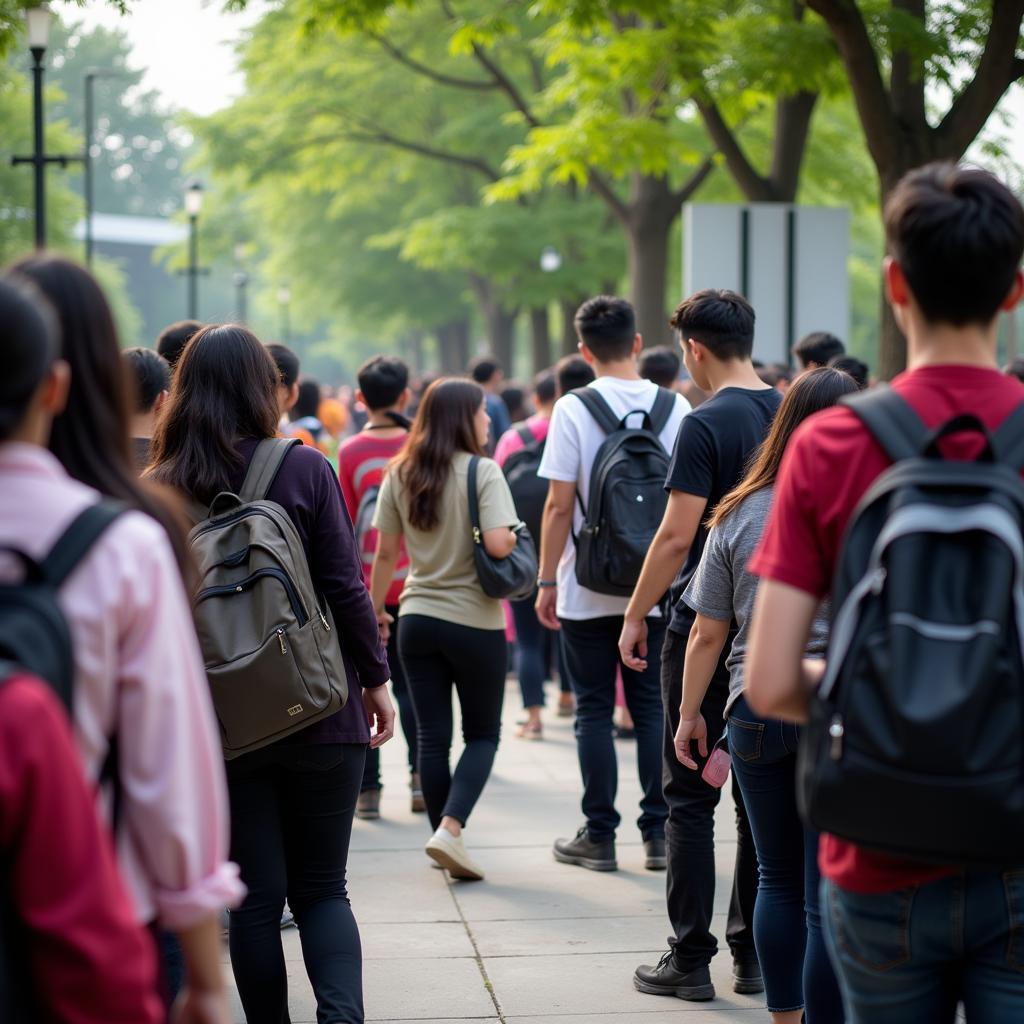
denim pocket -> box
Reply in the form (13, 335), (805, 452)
(829, 883), (915, 973)
(728, 717), (765, 762)
(1003, 869), (1024, 973)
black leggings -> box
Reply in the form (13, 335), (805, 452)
(398, 614), (507, 830)
(226, 742), (366, 1024)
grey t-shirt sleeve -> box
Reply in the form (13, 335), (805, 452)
(683, 523), (734, 622)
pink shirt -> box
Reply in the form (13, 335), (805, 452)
(494, 414), (549, 468)
(0, 443), (244, 928)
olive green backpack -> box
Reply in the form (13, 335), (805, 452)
(189, 438), (348, 758)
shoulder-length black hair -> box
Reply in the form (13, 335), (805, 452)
(7, 254), (191, 576)
(390, 377), (485, 531)
(149, 324), (280, 504)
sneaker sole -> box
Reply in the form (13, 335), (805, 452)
(552, 849), (618, 871)
(633, 976), (716, 1001)
(425, 842), (484, 881)
(355, 810), (380, 821)
(644, 857), (667, 871)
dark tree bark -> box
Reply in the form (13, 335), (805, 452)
(807, 0), (1024, 378)
(561, 297), (581, 356)
(529, 306), (552, 374)
(436, 318), (470, 372)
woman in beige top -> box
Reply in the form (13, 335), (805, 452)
(372, 378), (520, 880)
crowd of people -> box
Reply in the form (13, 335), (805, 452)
(2, 159), (1024, 1024)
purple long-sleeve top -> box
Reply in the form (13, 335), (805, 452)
(232, 439), (390, 745)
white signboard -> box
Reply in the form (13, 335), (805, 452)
(683, 203), (850, 366)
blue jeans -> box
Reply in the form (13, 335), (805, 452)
(510, 595), (554, 709)
(559, 615), (667, 841)
(824, 869), (1024, 1023)
(729, 697), (843, 1021)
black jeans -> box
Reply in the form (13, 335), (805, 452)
(226, 742), (366, 1024)
(558, 615), (668, 842)
(361, 604), (417, 791)
(398, 615), (506, 830)
(661, 624), (759, 971)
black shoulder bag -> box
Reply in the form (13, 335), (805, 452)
(467, 456), (538, 602)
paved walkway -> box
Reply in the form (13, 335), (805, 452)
(227, 679), (765, 1023)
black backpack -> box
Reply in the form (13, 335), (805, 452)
(797, 388), (1024, 865)
(571, 386), (676, 597)
(503, 424), (548, 544)
(0, 502), (124, 1024)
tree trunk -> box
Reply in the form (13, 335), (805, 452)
(560, 298), (580, 355)
(627, 174), (679, 347)
(470, 274), (518, 373)
(436, 318), (471, 373)
(529, 305), (552, 375)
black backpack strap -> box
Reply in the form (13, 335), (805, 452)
(841, 387), (928, 463)
(40, 500), (126, 588)
(239, 437), (301, 502)
(515, 423), (536, 447)
(648, 387), (676, 435)
(570, 387), (620, 435)
(992, 401), (1024, 472)
(467, 456), (483, 540)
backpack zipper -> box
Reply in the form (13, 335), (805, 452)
(195, 567), (309, 626)
(829, 715), (844, 760)
(277, 628), (288, 655)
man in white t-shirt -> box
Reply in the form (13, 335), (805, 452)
(536, 296), (690, 873)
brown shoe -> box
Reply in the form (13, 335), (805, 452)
(356, 788), (381, 820)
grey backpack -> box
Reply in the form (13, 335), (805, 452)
(189, 438), (348, 759)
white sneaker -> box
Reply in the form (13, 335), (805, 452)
(425, 826), (485, 881)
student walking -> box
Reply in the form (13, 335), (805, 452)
(122, 347), (170, 472)
(149, 324), (395, 1024)
(495, 370), (560, 739)
(337, 355), (423, 818)
(536, 296), (690, 874)
(370, 378), (522, 881)
(675, 368), (857, 1024)
(622, 290), (779, 1000)
(4, 258), (242, 1022)
(747, 163), (1024, 1024)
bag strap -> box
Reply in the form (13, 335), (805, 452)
(648, 387), (676, 436)
(992, 401), (1024, 472)
(41, 500), (126, 588)
(467, 455), (483, 542)
(239, 437), (301, 503)
(515, 423), (537, 447)
(570, 387), (620, 436)
(841, 387), (928, 463)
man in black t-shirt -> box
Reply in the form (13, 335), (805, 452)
(618, 290), (781, 1002)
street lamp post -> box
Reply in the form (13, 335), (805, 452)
(185, 180), (204, 319)
(233, 243), (249, 324)
(277, 285), (292, 342)
(84, 68), (128, 266)
(12, 4), (82, 249)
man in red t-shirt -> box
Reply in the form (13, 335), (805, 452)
(747, 163), (1024, 1023)
(337, 355), (422, 819)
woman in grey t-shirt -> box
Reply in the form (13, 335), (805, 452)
(673, 368), (858, 1024)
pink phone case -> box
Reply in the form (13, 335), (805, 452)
(701, 747), (732, 788)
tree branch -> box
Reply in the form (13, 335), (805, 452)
(587, 169), (631, 224)
(344, 127), (502, 180)
(367, 31), (496, 90)
(935, 0), (1024, 160)
(672, 154), (717, 206)
(769, 90), (819, 201)
(695, 96), (774, 201)
(889, 0), (926, 131)
(806, 0), (899, 174)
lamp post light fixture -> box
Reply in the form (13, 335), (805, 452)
(277, 284), (292, 342)
(179, 179), (209, 319)
(540, 246), (563, 273)
(12, 4), (83, 249)
(233, 242), (249, 324)
(84, 68), (128, 266)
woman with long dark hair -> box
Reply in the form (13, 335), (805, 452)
(149, 324), (394, 1024)
(5, 255), (243, 1021)
(370, 378), (520, 881)
(674, 367), (858, 1024)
